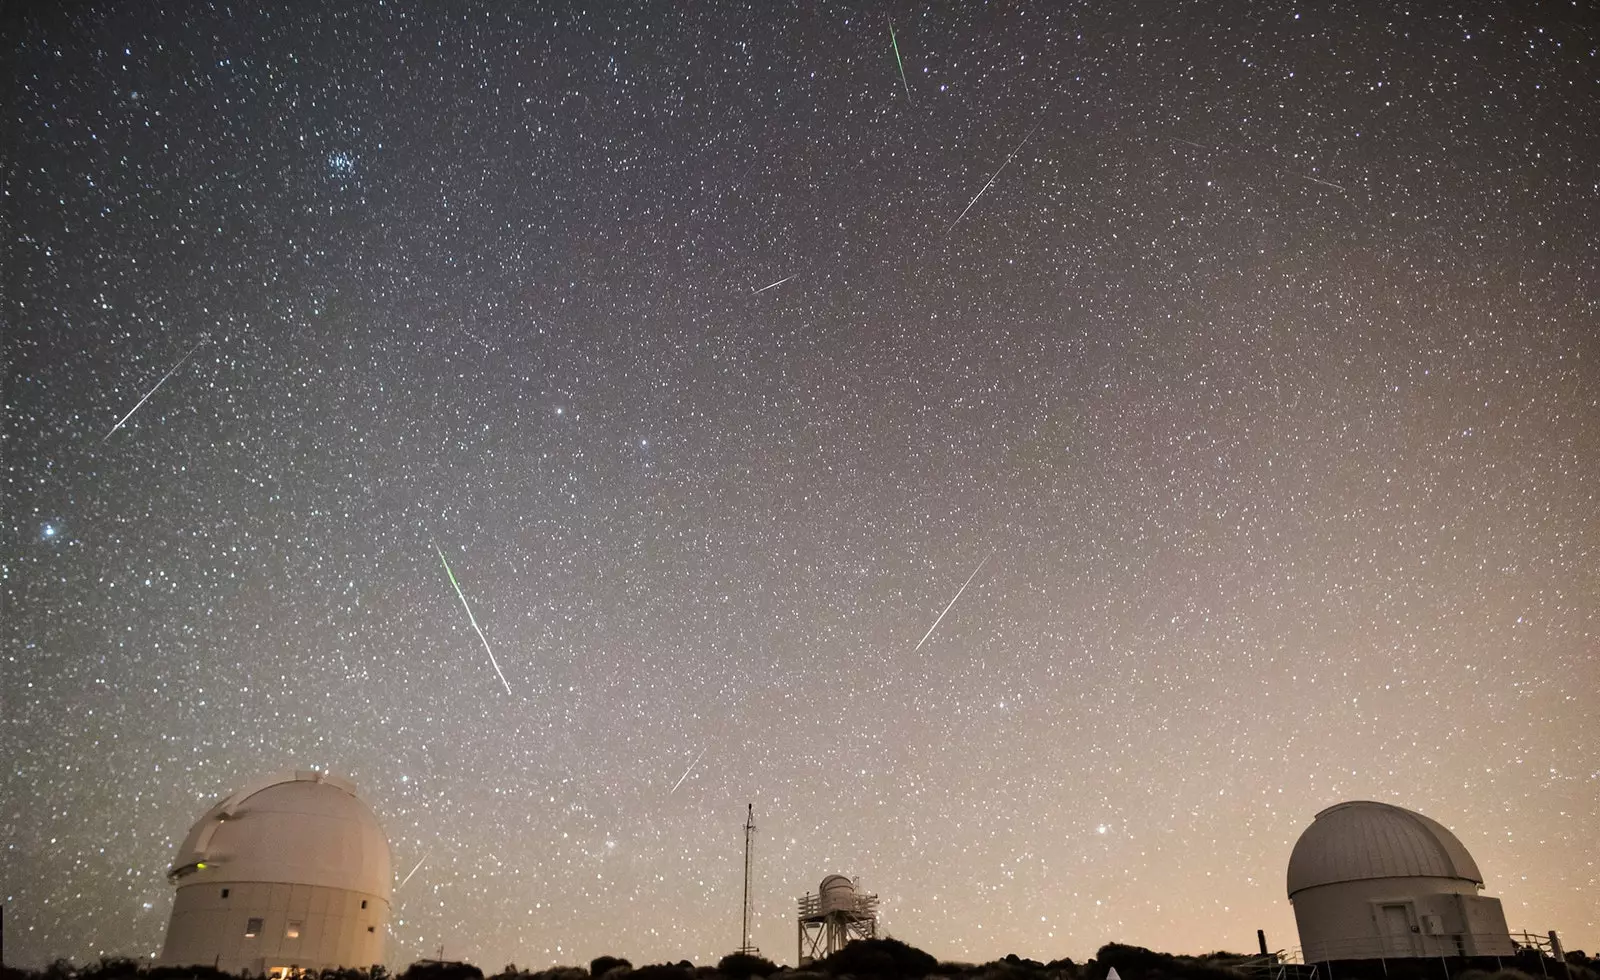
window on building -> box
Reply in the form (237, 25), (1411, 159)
(221, 889), (230, 899)
(360, 900), (368, 909)
(285, 921), (302, 939)
(367, 926), (375, 933)
(245, 918), (263, 938)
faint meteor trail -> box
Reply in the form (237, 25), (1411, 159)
(397, 850), (431, 890)
(1285, 170), (1347, 192)
(945, 122), (1042, 235)
(914, 552), (992, 651)
(751, 274), (794, 294)
(889, 19), (913, 104)
(668, 745), (708, 795)
(103, 338), (208, 441)
(436, 546), (514, 695)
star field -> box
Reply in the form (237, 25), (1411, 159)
(3, 1), (1596, 972)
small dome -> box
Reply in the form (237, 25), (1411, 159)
(1287, 801), (1483, 898)
(818, 874), (857, 914)
(169, 770), (391, 900)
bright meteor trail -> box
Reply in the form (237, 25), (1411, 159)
(437, 546), (513, 695)
(397, 849), (431, 891)
(751, 274), (794, 294)
(889, 20), (912, 104)
(668, 745), (708, 796)
(103, 338), (207, 441)
(945, 122), (1041, 236)
(915, 552), (992, 651)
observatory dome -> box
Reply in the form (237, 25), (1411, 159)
(159, 771), (391, 975)
(1285, 800), (1512, 963)
(1287, 800), (1482, 898)
(169, 770), (392, 897)
(818, 874), (857, 913)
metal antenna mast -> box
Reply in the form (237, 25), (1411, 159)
(737, 803), (760, 954)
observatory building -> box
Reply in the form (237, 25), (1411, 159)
(797, 874), (879, 965)
(159, 771), (392, 976)
(1287, 801), (1514, 963)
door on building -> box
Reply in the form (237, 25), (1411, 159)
(1380, 904), (1416, 956)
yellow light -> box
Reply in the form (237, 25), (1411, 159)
(196, 862), (207, 870)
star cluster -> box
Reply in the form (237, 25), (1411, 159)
(4, 1), (1596, 971)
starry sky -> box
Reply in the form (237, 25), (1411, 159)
(4, 0), (1597, 972)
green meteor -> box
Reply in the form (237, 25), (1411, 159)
(437, 545), (514, 695)
(889, 19), (913, 104)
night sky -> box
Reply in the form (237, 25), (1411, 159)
(4, 1), (1597, 971)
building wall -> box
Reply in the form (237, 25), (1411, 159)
(160, 879), (388, 974)
(1455, 894), (1515, 956)
(1291, 876), (1512, 962)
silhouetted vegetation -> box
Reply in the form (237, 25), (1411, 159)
(815, 937), (938, 978)
(713, 956), (777, 980)
(626, 965), (696, 980)
(399, 963), (484, 980)
(1084, 944), (1252, 980)
(7, 940), (1592, 980)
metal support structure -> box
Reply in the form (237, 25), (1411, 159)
(735, 804), (760, 956)
(796, 879), (879, 966)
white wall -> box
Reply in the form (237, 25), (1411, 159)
(160, 880), (389, 974)
(1291, 876), (1512, 962)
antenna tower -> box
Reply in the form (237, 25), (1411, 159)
(736, 803), (760, 955)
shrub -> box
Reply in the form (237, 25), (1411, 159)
(631, 966), (694, 980)
(590, 960), (632, 979)
(400, 962), (484, 980)
(717, 955), (779, 979)
(817, 938), (938, 979)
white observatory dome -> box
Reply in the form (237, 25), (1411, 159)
(818, 874), (857, 914)
(159, 771), (392, 975)
(1285, 800), (1512, 963)
(169, 770), (392, 898)
(1287, 800), (1482, 898)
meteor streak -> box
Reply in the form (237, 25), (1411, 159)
(437, 546), (514, 695)
(103, 338), (208, 441)
(751, 274), (794, 294)
(945, 122), (1041, 236)
(889, 20), (913, 104)
(1286, 170), (1347, 192)
(669, 745), (708, 795)
(397, 850), (431, 890)
(914, 552), (992, 651)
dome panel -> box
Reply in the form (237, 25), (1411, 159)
(1287, 801), (1483, 897)
(169, 771), (391, 900)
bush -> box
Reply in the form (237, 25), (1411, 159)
(817, 938), (938, 979)
(631, 966), (694, 980)
(717, 955), (779, 979)
(400, 963), (485, 980)
(590, 960), (632, 979)
(1087, 944), (1247, 980)
(144, 967), (239, 980)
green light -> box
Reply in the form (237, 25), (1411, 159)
(889, 20), (912, 104)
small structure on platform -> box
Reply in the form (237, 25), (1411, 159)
(797, 874), (879, 966)
(1287, 800), (1514, 963)
(159, 770), (392, 976)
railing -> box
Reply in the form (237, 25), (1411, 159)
(1236, 954), (1319, 980)
(1285, 931), (1525, 963)
(1273, 930), (1568, 978)
(796, 893), (880, 919)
